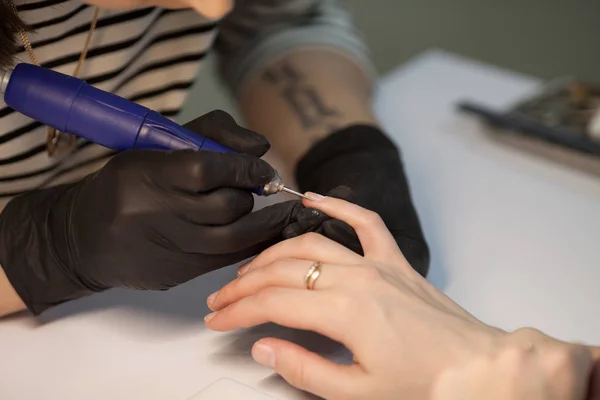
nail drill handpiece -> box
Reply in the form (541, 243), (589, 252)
(0, 64), (303, 198)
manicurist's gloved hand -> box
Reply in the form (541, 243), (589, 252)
(0, 110), (302, 315)
(287, 125), (430, 277)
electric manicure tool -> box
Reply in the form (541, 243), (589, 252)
(0, 63), (309, 199)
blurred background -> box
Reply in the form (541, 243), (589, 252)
(181, 0), (600, 121)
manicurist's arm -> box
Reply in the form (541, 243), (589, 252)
(213, 0), (430, 274)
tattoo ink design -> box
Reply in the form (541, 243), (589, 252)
(263, 61), (341, 132)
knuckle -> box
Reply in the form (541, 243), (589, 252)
(164, 150), (210, 185)
(357, 265), (383, 283)
(250, 157), (273, 180)
(212, 189), (253, 219)
(512, 327), (546, 345)
(207, 109), (232, 122)
(188, 156), (207, 180)
(255, 287), (279, 307)
(360, 209), (384, 227)
(191, 110), (235, 136)
(298, 232), (324, 248)
(330, 292), (356, 317)
(217, 281), (238, 303)
(263, 260), (287, 276)
(198, 110), (227, 130)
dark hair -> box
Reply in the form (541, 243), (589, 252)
(0, 1), (27, 70)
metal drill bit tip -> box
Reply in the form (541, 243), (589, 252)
(282, 187), (313, 200)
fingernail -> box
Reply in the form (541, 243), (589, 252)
(207, 291), (219, 307)
(252, 342), (276, 369)
(204, 312), (217, 323)
(238, 263), (250, 276)
(305, 192), (326, 201)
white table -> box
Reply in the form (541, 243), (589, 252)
(1, 50), (599, 400)
(374, 50), (600, 342)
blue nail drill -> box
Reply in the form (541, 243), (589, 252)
(0, 63), (309, 199)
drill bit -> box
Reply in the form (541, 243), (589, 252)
(262, 171), (315, 200)
(282, 186), (314, 200)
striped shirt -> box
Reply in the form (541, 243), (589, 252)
(1, 0), (371, 208)
(1, 1), (216, 206)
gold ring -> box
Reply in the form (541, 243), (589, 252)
(304, 262), (322, 290)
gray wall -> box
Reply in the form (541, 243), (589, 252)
(349, 0), (599, 81)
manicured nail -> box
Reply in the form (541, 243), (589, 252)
(305, 192), (326, 201)
(207, 291), (218, 307)
(252, 342), (276, 369)
(204, 312), (217, 323)
(238, 263), (250, 276)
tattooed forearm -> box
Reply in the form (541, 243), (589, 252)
(241, 49), (377, 166)
(263, 61), (341, 132)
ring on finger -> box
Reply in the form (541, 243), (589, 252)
(304, 261), (323, 290)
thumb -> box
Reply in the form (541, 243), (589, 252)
(252, 338), (365, 400)
(183, 110), (271, 157)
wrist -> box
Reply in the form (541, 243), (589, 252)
(0, 185), (91, 315)
(0, 265), (26, 317)
(436, 328), (594, 400)
(432, 328), (507, 400)
(295, 124), (396, 194)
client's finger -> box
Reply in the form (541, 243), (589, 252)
(210, 260), (349, 311)
(303, 195), (402, 263)
(252, 338), (366, 400)
(239, 232), (362, 276)
(205, 288), (347, 343)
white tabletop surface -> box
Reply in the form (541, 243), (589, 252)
(1, 50), (599, 400)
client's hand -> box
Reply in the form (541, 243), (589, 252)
(205, 195), (597, 400)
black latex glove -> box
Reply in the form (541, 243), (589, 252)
(286, 125), (430, 277)
(0, 110), (301, 315)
